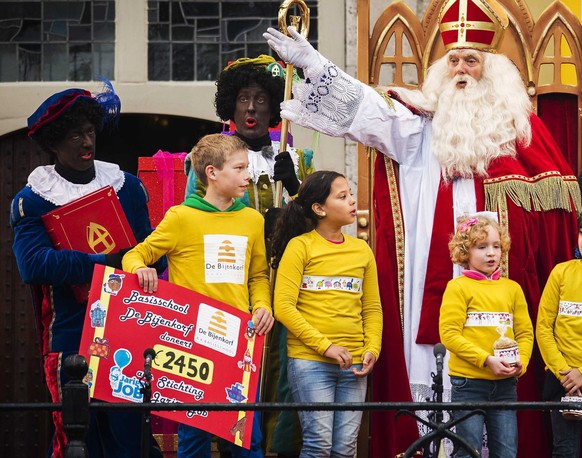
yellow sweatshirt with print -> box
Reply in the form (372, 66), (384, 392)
(536, 260), (582, 379)
(439, 276), (533, 380)
(122, 197), (271, 315)
(274, 230), (382, 364)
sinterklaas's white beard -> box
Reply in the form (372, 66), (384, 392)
(393, 52), (532, 180)
(431, 75), (519, 179)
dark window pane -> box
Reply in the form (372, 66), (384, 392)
(0, 3), (40, 22)
(94, 3), (107, 21)
(43, 43), (68, 80)
(149, 1), (171, 23)
(171, 2), (186, 25)
(0, 44), (18, 81)
(309, 17), (318, 42)
(196, 43), (219, 81)
(14, 19), (41, 42)
(19, 44), (41, 81)
(0, 19), (21, 42)
(45, 20), (67, 41)
(148, 3), (159, 23)
(44, 2), (84, 21)
(182, 3), (218, 17)
(106, 2), (115, 21)
(196, 18), (219, 38)
(94, 22), (114, 41)
(172, 25), (194, 41)
(94, 42), (114, 79)
(221, 43), (245, 62)
(247, 43), (271, 59)
(159, 1), (170, 22)
(149, 24), (169, 41)
(225, 18), (270, 42)
(80, 1), (92, 24)
(149, 43), (170, 80)
(69, 25), (91, 41)
(222, 2), (278, 18)
(69, 43), (92, 80)
(172, 43), (193, 80)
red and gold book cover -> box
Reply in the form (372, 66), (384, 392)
(41, 185), (136, 253)
(80, 264), (263, 450)
(41, 186), (137, 301)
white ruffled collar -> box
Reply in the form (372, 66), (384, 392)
(247, 141), (297, 183)
(27, 160), (125, 206)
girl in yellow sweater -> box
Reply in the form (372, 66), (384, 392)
(536, 214), (582, 458)
(439, 215), (533, 458)
(270, 170), (383, 458)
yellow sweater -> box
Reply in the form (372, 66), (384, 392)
(536, 260), (582, 379)
(274, 230), (382, 364)
(439, 276), (533, 380)
(122, 204), (271, 314)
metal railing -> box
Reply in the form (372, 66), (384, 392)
(2, 355), (581, 458)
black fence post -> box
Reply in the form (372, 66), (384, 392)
(62, 354), (90, 458)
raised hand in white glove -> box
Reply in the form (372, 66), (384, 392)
(263, 26), (322, 70)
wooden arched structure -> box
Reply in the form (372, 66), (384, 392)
(355, 0), (582, 246)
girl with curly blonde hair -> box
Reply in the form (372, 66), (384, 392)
(439, 214), (534, 458)
(448, 215), (510, 273)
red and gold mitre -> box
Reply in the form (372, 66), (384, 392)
(439, 0), (509, 53)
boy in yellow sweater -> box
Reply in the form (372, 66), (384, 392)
(536, 214), (582, 458)
(439, 215), (533, 458)
(122, 133), (274, 458)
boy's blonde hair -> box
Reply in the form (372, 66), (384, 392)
(448, 215), (511, 268)
(190, 134), (248, 186)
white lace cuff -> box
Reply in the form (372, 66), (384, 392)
(284, 61), (364, 137)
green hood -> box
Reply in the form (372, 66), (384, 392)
(182, 194), (246, 212)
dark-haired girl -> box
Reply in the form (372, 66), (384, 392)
(271, 170), (383, 458)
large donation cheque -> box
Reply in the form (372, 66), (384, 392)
(79, 264), (264, 450)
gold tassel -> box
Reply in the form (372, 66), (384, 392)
(484, 174), (582, 214)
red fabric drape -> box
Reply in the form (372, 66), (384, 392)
(537, 93), (578, 175)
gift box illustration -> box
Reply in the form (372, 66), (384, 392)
(88, 337), (110, 359)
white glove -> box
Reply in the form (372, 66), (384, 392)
(263, 26), (322, 70)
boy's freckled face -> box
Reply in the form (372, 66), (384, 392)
(214, 149), (251, 198)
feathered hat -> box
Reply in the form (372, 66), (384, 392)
(439, 0), (509, 53)
(27, 78), (121, 139)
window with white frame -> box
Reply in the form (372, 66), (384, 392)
(0, 1), (115, 82)
(147, 0), (318, 81)
(0, 0), (317, 83)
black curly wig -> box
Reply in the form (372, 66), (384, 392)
(33, 99), (105, 155)
(215, 64), (285, 128)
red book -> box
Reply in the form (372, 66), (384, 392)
(41, 185), (136, 301)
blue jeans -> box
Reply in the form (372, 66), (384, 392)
(450, 376), (518, 458)
(177, 387), (263, 458)
(177, 419), (262, 458)
(287, 358), (367, 458)
(543, 370), (582, 458)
